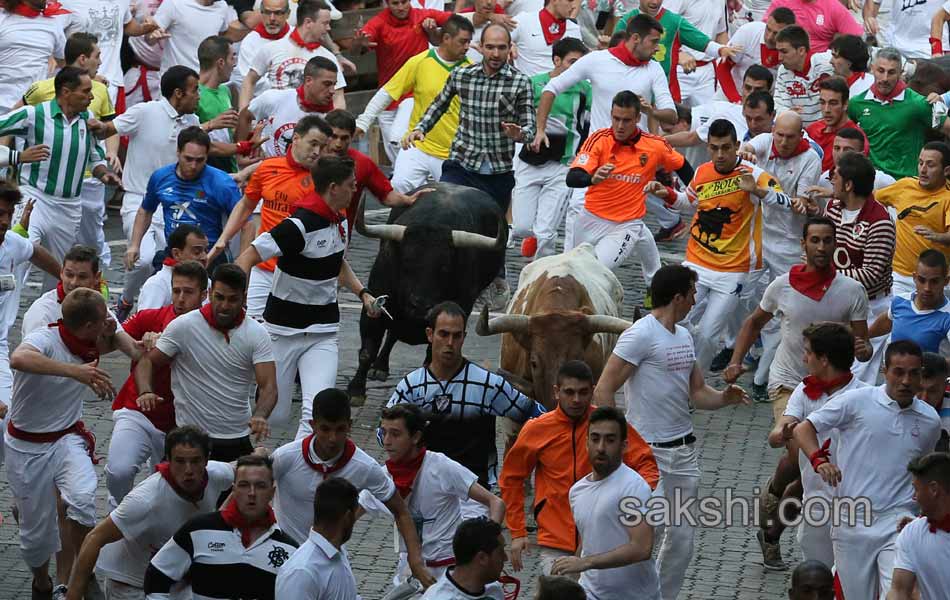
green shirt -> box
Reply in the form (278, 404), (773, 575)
(613, 8), (712, 76)
(848, 88), (946, 179)
(198, 83), (236, 172)
(531, 72), (591, 165)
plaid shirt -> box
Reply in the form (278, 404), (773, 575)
(415, 62), (535, 174)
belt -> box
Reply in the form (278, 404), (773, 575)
(426, 557), (455, 568)
(7, 420), (99, 463)
(649, 433), (696, 448)
(695, 60), (713, 67)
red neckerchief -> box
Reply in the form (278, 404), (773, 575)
(927, 514), (950, 533)
(381, 5), (414, 27)
(538, 8), (567, 45)
(760, 44), (779, 68)
(56, 281), (67, 303)
(802, 372), (852, 400)
(289, 27), (320, 50)
(770, 137), (811, 160)
(846, 71), (863, 87)
(295, 190), (346, 239)
(253, 22), (289, 40)
(608, 42), (648, 67)
(788, 264), (836, 302)
(301, 435), (356, 474)
(49, 320), (99, 362)
(870, 79), (907, 104)
(163, 257), (177, 267)
(285, 143), (307, 171)
(791, 52), (814, 78)
(155, 461), (209, 503)
(296, 85), (334, 113)
(220, 497), (277, 547)
(386, 447), (427, 498)
(12, 1), (69, 17)
(199, 303), (245, 344)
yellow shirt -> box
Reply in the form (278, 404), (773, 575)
(384, 49), (470, 160)
(23, 78), (115, 119)
(874, 178), (950, 276)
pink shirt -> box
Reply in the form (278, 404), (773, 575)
(765, 0), (863, 52)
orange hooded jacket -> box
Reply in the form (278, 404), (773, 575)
(499, 404), (660, 553)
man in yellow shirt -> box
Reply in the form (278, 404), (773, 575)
(353, 15), (473, 192)
(874, 142), (950, 296)
(21, 32), (119, 270)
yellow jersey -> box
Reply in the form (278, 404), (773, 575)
(874, 178), (950, 276)
(23, 77), (115, 120)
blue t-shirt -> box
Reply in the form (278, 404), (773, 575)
(889, 293), (950, 353)
(142, 163), (242, 246)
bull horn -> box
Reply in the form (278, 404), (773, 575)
(476, 310), (531, 336)
(585, 315), (633, 335)
(450, 219), (506, 251)
(355, 195), (407, 242)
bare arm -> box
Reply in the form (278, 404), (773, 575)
(238, 70), (261, 111)
(665, 129), (701, 148)
(886, 569), (917, 600)
(234, 244), (263, 274)
(851, 319), (872, 362)
(11, 344), (114, 399)
(383, 492), (436, 588)
(868, 312), (893, 339)
(933, 8), (950, 43)
(235, 107), (255, 142)
(467, 482), (505, 524)
(28, 244), (61, 279)
(792, 419), (842, 487)
(723, 307), (773, 383)
(125, 207), (154, 269)
(133, 347), (173, 410)
(863, 0), (881, 35)
(208, 196), (257, 262)
(688, 364), (750, 410)
(252, 361), (277, 422)
(333, 88), (346, 110)
(553, 520), (653, 575)
(65, 517), (124, 600)
(768, 415), (800, 448)
(592, 354), (636, 408)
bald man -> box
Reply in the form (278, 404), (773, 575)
(788, 560), (834, 600)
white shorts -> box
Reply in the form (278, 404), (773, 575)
(676, 62), (717, 107)
(573, 210), (661, 281)
(270, 330), (340, 437)
(105, 408), (166, 507)
(19, 185), (83, 291)
(391, 146), (444, 193)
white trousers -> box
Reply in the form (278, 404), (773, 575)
(5, 433), (97, 568)
(538, 546), (576, 577)
(562, 188), (586, 251)
(121, 193), (166, 303)
(851, 294), (891, 385)
(646, 194), (681, 230)
(377, 98), (414, 165)
(391, 146), (444, 193)
(105, 409), (165, 508)
(676, 63), (717, 108)
(797, 519), (834, 568)
(685, 265), (747, 371)
(573, 210), (661, 282)
(247, 266), (274, 320)
(511, 158), (570, 259)
(831, 511), (908, 600)
(79, 178), (112, 269)
(271, 331), (340, 438)
(652, 443), (701, 600)
(21, 185), (83, 292)
(104, 578), (145, 600)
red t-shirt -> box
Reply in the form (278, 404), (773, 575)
(345, 147), (394, 237)
(112, 305), (179, 432)
(805, 118), (867, 172)
(361, 7), (452, 87)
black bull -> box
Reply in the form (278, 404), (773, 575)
(347, 182), (507, 403)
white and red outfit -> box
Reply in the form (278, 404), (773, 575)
(124, 0), (164, 109)
(248, 28), (346, 92)
(234, 23), (290, 95)
(0, 5), (66, 111)
(248, 86), (332, 158)
(61, 0), (133, 102)
(893, 515), (950, 599)
(152, 0), (231, 73)
(773, 51), (835, 126)
(510, 8), (581, 77)
(668, 0), (727, 106)
(715, 21), (777, 104)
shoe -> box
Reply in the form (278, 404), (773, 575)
(51, 585), (67, 600)
(506, 225), (516, 249)
(752, 383), (769, 402)
(488, 277), (510, 311)
(709, 347), (734, 373)
(653, 218), (685, 242)
(114, 296), (133, 324)
(756, 529), (787, 571)
(521, 236), (537, 258)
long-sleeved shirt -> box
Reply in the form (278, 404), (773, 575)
(414, 62), (535, 174)
(773, 51), (835, 127)
(824, 198), (896, 299)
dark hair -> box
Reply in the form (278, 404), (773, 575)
(802, 215), (836, 239)
(918, 248), (949, 273)
(312, 477), (359, 525)
(790, 560), (833, 593)
(294, 114), (333, 138)
(884, 339), (924, 369)
(770, 6), (796, 24)
(61, 288), (106, 330)
(612, 90), (641, 112)
(325, 109), (356, 134)
(65, 32), (98, 66)
(312, 155), (355, 194)
(776, 25), (809, 51)
(63, 244), (100, 274)
(743, 64), (774, 89)
(197, 35), (231, 71)
(626, 13), (663, 38)
(235, 453), (274, 480)
(707, 118), (738, 143)
(829, 34), (869, 73)
(802, 322), (855, 372)
(835, 126), (866, 147)
(588, 406), (627, 440)
(177, 126), (211, 152)
(161, 65), (199, 100)
(164, 425), (212, 460)
(537, 576), (587, 600)
(210, 263), (248, 294)
(453, 517), (503, 565)
(312, 388), (351, 423)
(304, 55), (338, 79)
(552, 36), (588, 61)
(819, 76), (850, 103)
(296, 0), (330, 24)
(922, 141), (950, 169)
(836, 152), (875, 196)
(172, 260), (209, 291)
(921, 352), (949, 379)
(650, 264), (698, 308)
(54, 66), (88, 96)
(426, 300), (467, 330)
(744, 90), (775, 114)
(557, 360), (593, 386)
(168, 224), (207, 250)
(442, 13), (475, 38)
(907, 452), (950, 493)
(0, 181), (21, 206)
(380, 403), (426, 439)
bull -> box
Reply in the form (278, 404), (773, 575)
(475, 243), (636, 410)
(348, 182), (507, 404)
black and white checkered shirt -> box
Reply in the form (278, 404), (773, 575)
(414, 62), (536, 174)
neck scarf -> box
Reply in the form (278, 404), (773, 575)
(155, 461), (209, 503)
(386, 447), (427, 498)
(296, 85), (334, 113)
(788, 264), (836, 302)
(802, 372), (852, 400)
(56, 281), (67, 303)
(12, 1), (69, 17)
(791, 52), (814, 78)
(50, 320), (99, 362)
(846, 72), (863, 87)
(608, 42), (648, 67)
(927, 514), (950, 534)
(220, 497), (277, 547)
(302, 435), (356, 474)
(199, 303), (245, 344)
(538, 8), (567, 45)
(253, 22), (289, 40)
(770, 137), (811, 160)
(760, 44), (779, 68)
(870, 79), (907, 104)
(289, 27), (320, 50)
(163, 256), (177, 267)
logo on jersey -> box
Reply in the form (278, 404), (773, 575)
(267, 545), (290, 568)
(639, 153), (648, 166)
(691, 204), (738, 253)
(432, 393), (452, 413)
(208, 542), (226, 551)
(274, 57), (309, 89)
(694, 176), (742, 201)
(576, 153), (589, 166)
(274, 122), (297, 155)
(897, 201), (938, 220)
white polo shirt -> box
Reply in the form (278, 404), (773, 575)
(510, 10), (581, 77)
(807, 385), (941, 516)
(271, 437), (396, 544)
(893, 515), (950, 599)
(0, 11), (66, 110)
(137, 264), (174, 312)
(234, 28), (288, 92)
(880, 0), (947, 60)
(156, 309), (274, 439)
(61, 0), (133, 89)
(96, 461), (235, 587)
(248, 88), (324, 158)
(274, 529), (358, 599)
(249, 36), (346, 92)
(112, 98), (200, 196)
(153, 0), (231, 73)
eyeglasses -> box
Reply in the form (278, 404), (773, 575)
(261, 9), (289, 15)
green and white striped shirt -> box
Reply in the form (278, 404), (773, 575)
(0, 99), (105, 199)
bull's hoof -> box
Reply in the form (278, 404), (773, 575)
(348, 393), (366, 407)
(368, 368), (389, 381)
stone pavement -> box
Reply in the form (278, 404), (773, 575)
(0, 203), (801, 599)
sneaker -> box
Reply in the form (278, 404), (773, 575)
(752, 383), (769, 402)
(653, 218), (685, 242)
(756, 529), (787, 571)
(114, 296), (133, 324)
(51, 585), (67, 600)
(506, 225), (516, 249)
(757, 476), (780, 529)
(521, 236), (537, 258)
(488, 277), (510, 311)
(709, 347), (734, 373)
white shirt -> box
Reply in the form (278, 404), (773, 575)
(420, 570), (505, 600)
(724, 22), (771, 100)
(249, 35), (346, 92)
(22, 289), (62, 336)
(668, 0), (727, 61)
(894, 516), (950, 599)
(96, 462), (235, 587)
(773, 51), (836, 126)
(234, 28), (288, 92)
(112, 98), (200, 196)
(275, 530), (358, 599)
(570, 464), (660, 600)
(0, 234), (34, 343)
(692, 100), (746, 143)
(613, 314), (695, 443)
(156, 309), (274, 439)
(153, 0), (231, 73)
(807, 385), (941, 516)
(543, 48), (674, 131)
(849, 71), (874, 98)
(272, 437), (396, 544)
(249, 88), (323, 158)
(128, 0), (165, 69)
(881, 0), (947, 60)
(0, 11), (66, 110)
(510, 10), (581, 77)
(137, 264), (174, 312)
(61, 0), (133, 88)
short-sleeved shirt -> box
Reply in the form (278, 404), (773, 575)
(142, 163), (242, 246)
(873, 178), (950, 276)
(153, 0), (231, 73)
(881, 0), (947, 60)
(249, 34), (346, 91)
(420, 570), (505, 600)
(61, 0), (133, 88)
(894, 516), (950, 599)
(249, 88), (327, 158)
(889, 293), (950, 353)
(114, 305), (179, 432)
(572, 128), (684, 223)
(275, 530), (358, 599)
(510, 10), (581, 77)
(0, 11), (66, 110)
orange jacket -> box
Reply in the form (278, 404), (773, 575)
(499, 405), (659, 553)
